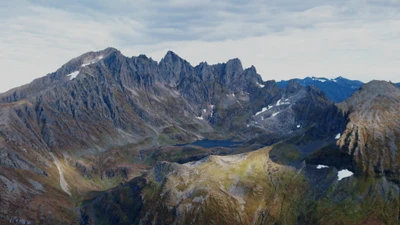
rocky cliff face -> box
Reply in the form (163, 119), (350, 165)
(337, 81), (400, 184)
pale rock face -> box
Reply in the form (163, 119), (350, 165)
(337, 81), (400, 183)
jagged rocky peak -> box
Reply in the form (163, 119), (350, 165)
(62, 47), (119, 71)
(242, 65), (262, 83)
(197, 61), (208, 67)
(242, 65), (259, 77)
(285, 79), (303, 94)
(194, 61), (208, 72)
(159, 50), (192, 69)
(225, 58), (243, 72)
(216, 58), (265, 91)
(0, 47), (121, 103)
(247, 65), (256, 73)
(135, 54), (150, 61)
(158, 50), (194, 85)
(261, 80), (278, 90)
(162, 50), (184, 63)
(35, 47), (123, 86)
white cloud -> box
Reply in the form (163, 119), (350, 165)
(0, 0), (400, 92)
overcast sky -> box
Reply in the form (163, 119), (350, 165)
(1, 0), (400, 92)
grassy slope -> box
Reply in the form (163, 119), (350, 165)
(83, 141), (400, 225)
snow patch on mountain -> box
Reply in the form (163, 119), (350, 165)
(338, 169), (354, 181)
(316, 165), (329, 169)
(256, 82), (265, 88)
(276, 99), (290, 106)
(312, 77), (328, 82)
(196, 116), (203, 120)
(81, 55), (104, 67)
(210, 105), (215, 117)
(67, 71), (80, 80)
(255, 106), (272, 116)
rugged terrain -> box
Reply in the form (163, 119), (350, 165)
(337, 81), (400, 183)
(0, 48), (343, 224)
(82, 81), (400, 225)
(0, 48), (400, 224)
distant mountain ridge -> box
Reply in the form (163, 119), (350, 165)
(278, 77), (400, 103)
(277, 76), (364, 102)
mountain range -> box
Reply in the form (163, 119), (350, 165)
(278, 77), (400, 102)
(0, 48), (400, 225)
(277, 77), (363, 102)
(277, 77), (400, 102)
